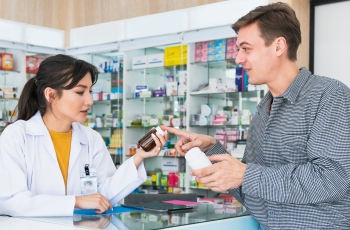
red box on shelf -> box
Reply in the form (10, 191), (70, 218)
(26, 56), (38, 73)
(0, 53), (13, 71)
(26, 56), (45, 74)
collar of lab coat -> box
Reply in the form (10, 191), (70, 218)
(25, 111), (88, 145)
(25, 111), (89, 167)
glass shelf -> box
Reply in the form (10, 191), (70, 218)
(126, 125), (186, 129)
(190, 90), (265, 99)
(142, 184), (185, 189)
(93, 98), (123, 104)
(190, 125), (249, 128)
(190, 59), (239, 69)
(0, 98), (18, 101)
(126, 65), (187, 75)
(0, 70), (21, 74)
(98, 72), (121, 79)
(189, 186), (210, 190)
(93, 126), (121, 130)
(126, 95), (186, 101)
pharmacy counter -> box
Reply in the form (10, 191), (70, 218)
(1, 203), (259, 229)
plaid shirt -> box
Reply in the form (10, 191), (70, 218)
(206, 68), (350, 229)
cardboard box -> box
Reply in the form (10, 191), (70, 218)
(147, 54), (164, 68)
(164, 45), (187, 66)
(166, 82), (178, 96)
(161, 157), (185, 172)
(132, 56), (147, 69)
(1, 53), (13, 71)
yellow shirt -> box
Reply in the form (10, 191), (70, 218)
(48, 129), (72, 188)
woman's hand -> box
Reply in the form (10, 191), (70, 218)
(133, 128), (168, 168)
(75, 193), (113, 214)
(74, 215), (112, 229)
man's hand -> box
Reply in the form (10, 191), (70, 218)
(192, 154), (247, 192)
(161, 126), (216, 156)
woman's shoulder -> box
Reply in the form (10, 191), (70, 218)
(2, 120), (26, 135)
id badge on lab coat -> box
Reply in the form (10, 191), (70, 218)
(80, 164), (97, 195)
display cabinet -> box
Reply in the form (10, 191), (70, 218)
(75, 51), (124, 167)
(0, 46), (26, 130)
(185, 41), (267, 197)
(123, 44), (187, 194)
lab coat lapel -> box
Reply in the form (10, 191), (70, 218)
(68, 123), (88, 172)
(26, 111), (58, 161)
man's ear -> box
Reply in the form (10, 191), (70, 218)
(275, 37), (287, 57)
(43, 87), (57, 103)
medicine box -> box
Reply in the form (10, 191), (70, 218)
(161, 157), (185, 172)
(195, 41), (208, 63)
(132, 56), (147, 69)
(0, 53), (13, 71)
(226, 37), (238, 60)
(166, 82), (178, 96)
(164, 45), (187, 66)
(147, 54), (164, 68)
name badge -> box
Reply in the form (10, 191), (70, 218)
(80, 164), (97, 195)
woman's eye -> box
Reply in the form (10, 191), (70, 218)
(76, 92), (84, 95)
(89, 91), (93, 94)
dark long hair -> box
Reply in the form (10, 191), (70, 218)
(15, 54), (98, 121)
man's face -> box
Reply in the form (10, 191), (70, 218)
(235, 22), (276, 85)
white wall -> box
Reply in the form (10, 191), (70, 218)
(314, 1), (350, 87)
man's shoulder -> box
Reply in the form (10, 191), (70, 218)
(307, 74), (350, 95)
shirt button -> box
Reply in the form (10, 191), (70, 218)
(269, 211), (275, 215)
(265, 135), (270, 140)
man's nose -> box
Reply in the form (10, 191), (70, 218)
(235, 50), (245, 65)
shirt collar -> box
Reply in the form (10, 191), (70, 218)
(278, 67), (312, 104)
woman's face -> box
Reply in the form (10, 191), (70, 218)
(53, 73), (93, 124)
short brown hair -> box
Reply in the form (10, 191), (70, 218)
(232, 2), (301, 61)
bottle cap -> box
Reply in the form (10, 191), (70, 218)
(155, 126), (165, 136)
(185, 147), (212, 170)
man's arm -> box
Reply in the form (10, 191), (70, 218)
(242, 83), (350, 204)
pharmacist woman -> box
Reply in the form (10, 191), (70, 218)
(0, 54), (167, 216)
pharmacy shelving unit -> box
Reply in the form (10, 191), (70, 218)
(75, 50), (124, 167)
(0, 41), (31, 130)
(123, 44), (187, 193)
(0, 38), (66, 133)
(185, 41), (267, 197)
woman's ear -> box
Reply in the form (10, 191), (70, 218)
(43, 87), (57, 103)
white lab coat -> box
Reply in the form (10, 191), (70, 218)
(0, 111), (146, 216)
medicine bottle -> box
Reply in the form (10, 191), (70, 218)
(138, 126), (165, 152)
(185, 147), (212, 170)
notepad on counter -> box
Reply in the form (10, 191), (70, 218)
(163, 200), (200, 206)
(74, 206), (143, 215)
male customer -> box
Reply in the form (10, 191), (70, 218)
(162, 2), (350, 229)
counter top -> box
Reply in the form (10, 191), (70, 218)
(1, 203), (259, 230)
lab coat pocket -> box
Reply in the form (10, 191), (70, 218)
(280, 134), (308, 164)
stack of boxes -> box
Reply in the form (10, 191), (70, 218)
(195, 41), (208, 63)
(0, 85), (18, 99)
(208, 39), (226, 62)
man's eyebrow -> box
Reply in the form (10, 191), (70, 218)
(237, 41), (252, 47)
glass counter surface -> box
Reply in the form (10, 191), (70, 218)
(16, 203), (254, 230)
